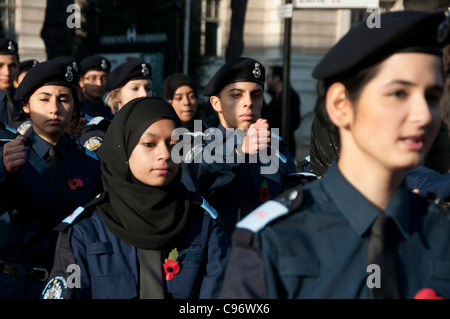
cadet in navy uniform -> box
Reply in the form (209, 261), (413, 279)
(41, 97), (229, 299)
(221, 11), (450, 299)
(0, 39), (27, 130)
(12, 59), (39, 136)
(78, 54), (113, 120)
(0, 58), (102, 299)
(14, 59), (39, 89)
(81, 59), (152, 152)
(187, 57), (296, 239)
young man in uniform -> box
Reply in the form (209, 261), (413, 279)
(78, 55), (113, 120)
(187, 57), (296, 239)
(0, 38), (25, 130)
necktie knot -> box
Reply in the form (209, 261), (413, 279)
(48, 145), (57, 158)
(371, 213), (396, 238)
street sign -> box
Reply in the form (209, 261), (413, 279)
(278, 3), (294, 19)
(294, 0), (379, 9)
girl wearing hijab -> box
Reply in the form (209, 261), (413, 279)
(42, 97), (229, 299)
(162, 73), (207, 132)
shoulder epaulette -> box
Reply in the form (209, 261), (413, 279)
(86, 116), (108, 127)
(236, 185), (304, 233)
(54, 192), (106, 232)
(187, 189), (224, 225)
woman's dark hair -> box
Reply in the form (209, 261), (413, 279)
(314, 62), (382, 136)
(310, 62), (381, 176)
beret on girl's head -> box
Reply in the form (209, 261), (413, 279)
(104, 60), (152, 92)
(14, 58), (79, 101)
(313, 10), (450, 80)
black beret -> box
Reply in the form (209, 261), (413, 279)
(80, 55), (111, 75)
(0, 38), (18, 55)
(104, 60), (152, 92)
(162, 73), (197, 100)
(18, 59), (39, 75)
(202, 57), (265, 96)
(313, 11), (450, 80)
(15, 58), (79, 101)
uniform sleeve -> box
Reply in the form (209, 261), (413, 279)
(199, 218), (230, 299)
(219, 228), (269, 299)
(41, 229), (82, 299)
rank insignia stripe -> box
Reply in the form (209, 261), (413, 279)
(236, 200), (289, 233)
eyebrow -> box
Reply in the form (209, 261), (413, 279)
(37, 92), (72, 97)
(383, 80), (444, 91)
(227, 88), (263, 93)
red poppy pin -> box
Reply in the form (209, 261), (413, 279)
(163, 248), (179, 281)
(259, 180), (271, 203)
(68, 178), (84, 190)
(414, 288), (444, 299)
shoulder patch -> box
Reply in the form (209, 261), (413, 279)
(40, 274), (69, 299)
(236, 200), (289, 233)
(83, 136), (103, 151)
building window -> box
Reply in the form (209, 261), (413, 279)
(0, 0), (15, 39)
(200, 0), (220, 57)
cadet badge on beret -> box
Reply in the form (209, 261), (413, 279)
(438, 9), (450, 43)
(41, 275), (68, 299)
(141, 63), (150, 77)
(101, 59), (108, 70)
(65, 66), (74, 82)
(253, 63), (262, 79)
(7, 41), (15, 53)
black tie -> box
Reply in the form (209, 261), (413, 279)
(6, 92), (16, 126)
(367, 213), (400, 299)
(47, 145), (73, 221)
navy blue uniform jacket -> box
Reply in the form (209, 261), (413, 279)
(44, 197), (230, 299)
(0, 130), (102, 265)
(188, 124), (297, 238)
(221, 163), (450, 299)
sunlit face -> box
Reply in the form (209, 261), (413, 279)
(115, 79), (153, 110)
(210, 81), (264, 131)
(79, 70), (108, 101)
(342, 53), (443, 172)
(23, 85), (75, 145)
(0, 54), (18, 91)
(128, 118), (180, 187)
(169, 85), (198, 123)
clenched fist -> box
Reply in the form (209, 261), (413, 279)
(3, 135), (27, 173)
(239, 119), (271, 154)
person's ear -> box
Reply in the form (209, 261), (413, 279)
(22, 102), (30, 115)
(325, 82), (353, 129)
(210, 95), (222, 114)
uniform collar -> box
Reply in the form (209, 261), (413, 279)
(29, 129), (70, 160)
(322, 162), (411, 239)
